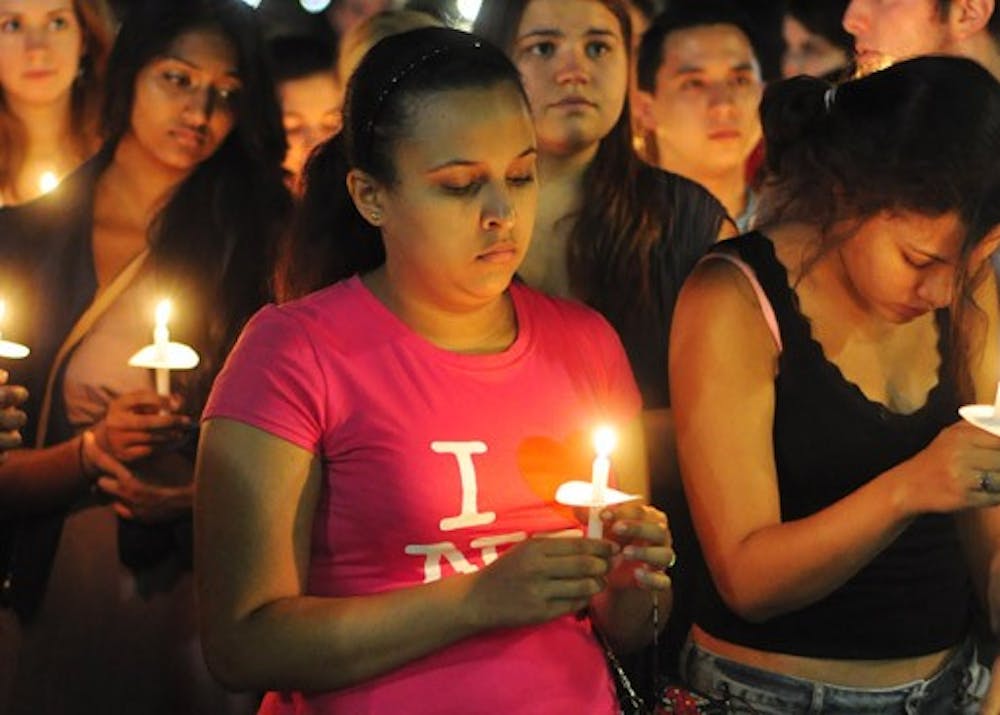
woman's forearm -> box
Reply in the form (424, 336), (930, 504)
(202, 574), (484, 692)
(701, 465), (915, 623)
(0, 437), (89, 517)
(590, 581), (671, 654)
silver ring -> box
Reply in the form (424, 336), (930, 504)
(667, 552), (677, 569)
(980, 471), (1000, 494)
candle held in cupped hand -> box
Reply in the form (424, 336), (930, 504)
(587, 426), (617, 538)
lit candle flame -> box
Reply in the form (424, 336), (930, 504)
(587, 425), (617, 538)
(155, 300), (171, 329)
(38, 171), (59, 195)
(154, 300), (171, 352)
(593, 425), (617, 458)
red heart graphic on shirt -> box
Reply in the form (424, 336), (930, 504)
(516, 431), (594, 521)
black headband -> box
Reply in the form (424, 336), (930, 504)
(362, 39), (485, 156)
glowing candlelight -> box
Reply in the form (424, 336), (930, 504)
(38, 171), (59, 195)
(0, 300), (30, 360)
(128, 299), (199, 398)
(587, 426), (617, 539)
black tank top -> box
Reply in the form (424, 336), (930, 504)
(694, 232), (972, 658)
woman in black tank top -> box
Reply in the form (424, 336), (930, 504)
(671, 57), (1000, 714)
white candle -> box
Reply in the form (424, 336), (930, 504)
(154, 300), (171, 397)
(587, 426), (617, 538)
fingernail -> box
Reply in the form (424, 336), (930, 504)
(612, 522), (627, 535)
(601, 510), (614, 521)
(623, 545), (637, 559)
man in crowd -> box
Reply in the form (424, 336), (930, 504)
(843, 0), (1000, 78)
(633, 1), (763, 230)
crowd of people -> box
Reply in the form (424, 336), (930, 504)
(3, 0), (1000, 713)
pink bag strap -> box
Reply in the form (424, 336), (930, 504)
(698, 252), (783, 353)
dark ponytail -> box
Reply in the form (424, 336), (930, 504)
(756, 75), (836, 228)
(760, 76), (830, 176)
(757, 57), (1000, 233)
(274, 136), (383, 302)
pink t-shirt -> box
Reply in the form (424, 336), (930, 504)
(204, 277), (642, 715)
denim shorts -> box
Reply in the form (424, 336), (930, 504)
(680, 637), (989, 714)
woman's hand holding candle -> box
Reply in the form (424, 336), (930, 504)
(598, 502), (675, 592)
(79, 431), (193, 522)
(586, 502), (675, 653)
(91, 390), (190, 463)
(96, 456), (194, 523)
(462, 536), (618, 629)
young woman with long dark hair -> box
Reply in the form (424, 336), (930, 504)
(199, 26), (673, 715)
(672, 56), (1000, 713)
(474, 0), (732, 682)
(0, 0), (290, 710)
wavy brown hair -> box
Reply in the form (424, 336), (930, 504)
(759, 58), (1000, 400)
(0, 0), (115, 202)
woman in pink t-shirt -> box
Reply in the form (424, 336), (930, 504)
(197, 27), (675, 715)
